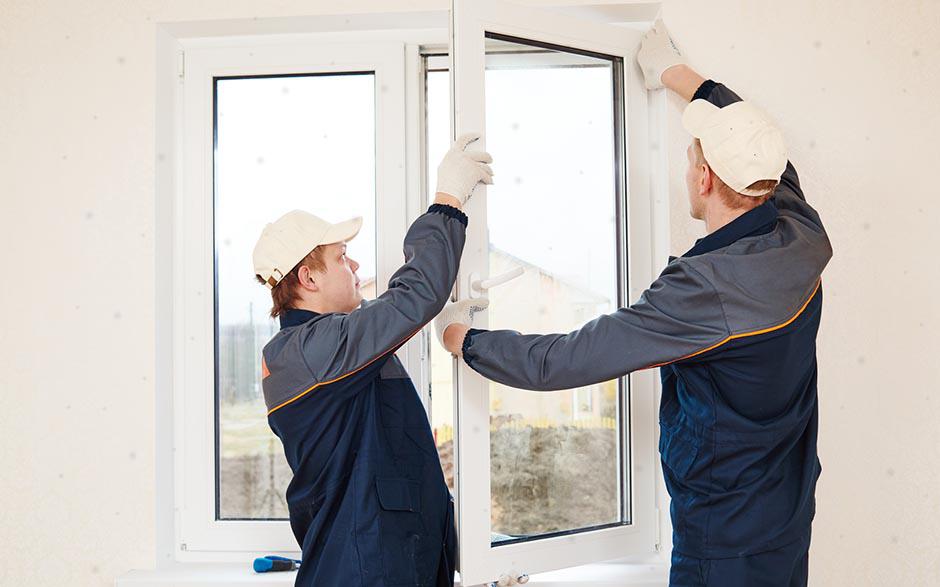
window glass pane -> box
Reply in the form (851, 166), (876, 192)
(215, 73), (376, 520)
(483, 37), (624, 543)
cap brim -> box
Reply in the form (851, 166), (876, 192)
(682, 99), (720, 138)
(321, 216), (363, 246)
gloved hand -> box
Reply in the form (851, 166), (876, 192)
(636, 19), (687, 90)
(436, 133), (494, 204)
(434, 297), (490, 352)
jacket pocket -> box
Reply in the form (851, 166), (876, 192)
(659, 427), (700, 479)
(376, 477), (422, 513)
(659, 429), (700, 540)
(375, 478), (426, 585)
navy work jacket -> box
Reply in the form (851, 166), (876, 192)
(262, 206), (465, 585)
(462, 81), (832, 559)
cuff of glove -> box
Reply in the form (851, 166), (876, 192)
(428, 203), (469, 227)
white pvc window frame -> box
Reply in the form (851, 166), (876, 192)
(156, 5), (666, 575)
(450, 0), (659, 583)
(175, 37), (409, 557)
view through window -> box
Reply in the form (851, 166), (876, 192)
(427, 37), (627, 545)
(214, 72), (377, 520)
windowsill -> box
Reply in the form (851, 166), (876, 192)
(116, 560), (668, 586)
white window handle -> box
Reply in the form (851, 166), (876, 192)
(470, 266), (524, 295)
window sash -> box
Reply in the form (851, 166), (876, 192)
(449, 0), (659, 583)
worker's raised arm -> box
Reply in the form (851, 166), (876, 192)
(300, 134), (493, 385)
(301, 204), (465, 375)
(455, 261), (729, 392)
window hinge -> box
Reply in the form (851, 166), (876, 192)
(420, 328), (428, 361)
(178, 50), (185, 80)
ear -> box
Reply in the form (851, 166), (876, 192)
(296, 264), (320, 293)
(699, 164), (714, 197)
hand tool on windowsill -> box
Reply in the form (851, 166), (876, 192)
(253, 555), (301, 573)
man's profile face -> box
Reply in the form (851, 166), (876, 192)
(313, 242), (362, 313)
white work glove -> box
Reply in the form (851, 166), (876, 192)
(636, 19), (687, 90)
(435, 133), (494, 204)
(434, 297), (490, 350)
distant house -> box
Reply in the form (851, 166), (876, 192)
(431, 246), (618, 437)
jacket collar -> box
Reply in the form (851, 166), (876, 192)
(279, 308), (321, 330)
(680, 199), (779, 259)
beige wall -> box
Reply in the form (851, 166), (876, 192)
(1, 1), (937, 585)
(663, 2), (940, 585)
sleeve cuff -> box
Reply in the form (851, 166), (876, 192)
(428, 203), (468, 227)
(692, 79), (718, 102)
(461, 327), (487, 367)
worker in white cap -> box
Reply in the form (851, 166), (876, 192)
(437, 20), (832, 587)
(253, 134), (492, 587)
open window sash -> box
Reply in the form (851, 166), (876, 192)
(449, 1), (658, 584)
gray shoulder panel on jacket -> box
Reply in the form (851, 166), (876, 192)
(261, 206), (466, 413)
(684, 213), (830, 335)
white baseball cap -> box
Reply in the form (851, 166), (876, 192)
(682, 99), (788, 197)
(252, 210), (362, 289)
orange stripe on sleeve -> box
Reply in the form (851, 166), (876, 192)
(266, 326), (423, 416)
